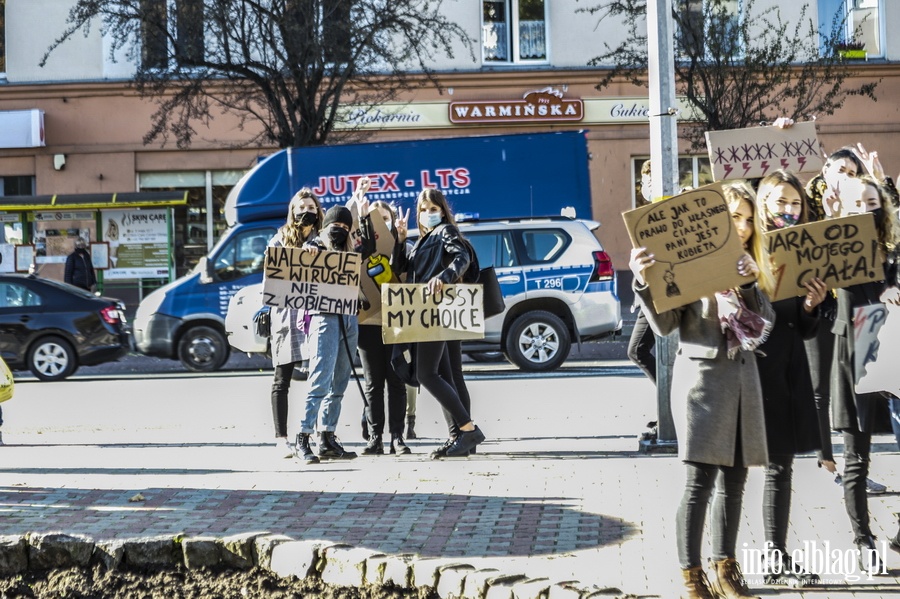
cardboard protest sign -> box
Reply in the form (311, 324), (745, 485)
(705, 121), (824, 181)
(381, 283), (485, 344)
(765, 214), (885, 301)
(349, 203), (401, 326)
(262, 246), (361, 315)
(622, 183), (748, 313)
(854, 303), (900, 396)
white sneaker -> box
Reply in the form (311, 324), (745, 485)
(276, 437), (294, 459)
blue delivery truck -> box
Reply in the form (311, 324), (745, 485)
(133, 131), (597, 371)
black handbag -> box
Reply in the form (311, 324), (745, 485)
(479, 266), (506, 318)
(391, 343), (418, 387)
(253, 306), (271, 338)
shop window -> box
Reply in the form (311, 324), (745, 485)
(632, 156), (713, 208)
(819, 0), (882, 58)
(482, 0), (547, 63)
(141, 0), (205, 69)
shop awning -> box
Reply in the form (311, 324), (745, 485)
(0, 191), (189, 211)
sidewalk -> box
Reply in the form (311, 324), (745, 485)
(1, 367), (899, 597)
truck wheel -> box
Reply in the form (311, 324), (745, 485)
(504, 311), (571, 372)
(28, 336), (78, 381)
(178, 326), (230, 372)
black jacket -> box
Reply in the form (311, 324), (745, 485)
(64, 249), (96, 291)
(396, 222), (470, 284)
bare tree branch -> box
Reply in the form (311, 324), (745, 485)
(43, 0), (474, 149)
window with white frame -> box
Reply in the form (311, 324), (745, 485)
(819, 0), (883, 58)
(482, 0), (547, 63)
(631, 157), (712, 208)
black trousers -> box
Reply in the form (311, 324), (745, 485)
(270, 362), (297, 438)
(763, 453), (794, 552)
(805, 326), (835, 463)
(441, 340), (472, 437)
(627, 307), (657, 383)
(842, 428), (873, 541)
(677, 432), (748, 569)
(358, 325), (406, 436)
(416, 340), (470, 427)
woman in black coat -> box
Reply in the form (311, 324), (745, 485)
(754, 171), (828, 586)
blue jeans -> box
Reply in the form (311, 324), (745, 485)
(301, 313), (358, 434)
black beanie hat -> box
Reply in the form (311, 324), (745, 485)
(322, 206), (353, 228)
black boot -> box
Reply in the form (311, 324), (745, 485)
(891, 513), (900, 554)
(293, 433), (320, 464)
(317, 431), (357, 460)
(362, 435), (384, 455)
(406, 415), (417, 439)
(391, 433), (412, 455)
(855, 535), (887, 576)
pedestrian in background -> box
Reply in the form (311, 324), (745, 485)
(630, 182), (775, 599)
(268, 188), (325, 460)
(64, 238), (96, 292)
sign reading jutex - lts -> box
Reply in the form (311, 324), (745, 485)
(263, 247), (361, 315)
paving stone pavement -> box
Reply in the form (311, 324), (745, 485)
(1, 365), (900, 597)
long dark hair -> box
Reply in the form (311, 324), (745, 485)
(756, 169), (810, 229)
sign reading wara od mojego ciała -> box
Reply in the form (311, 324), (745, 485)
(263, 246), (361, 315)
(765, 213), (885, 301)
(449, 87), (584, 125)
(381, 283), (485, 344)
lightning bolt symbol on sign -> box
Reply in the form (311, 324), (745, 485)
(742, 162), (752, 176)
(797, 157), (807, 170)
(760, 161), (770, 175)
(723, 164), (734, 178)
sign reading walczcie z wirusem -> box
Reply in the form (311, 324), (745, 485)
(263, 247), (361, 315)
(381, 283), (485, 344)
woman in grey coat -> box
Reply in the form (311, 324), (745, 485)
(630, 183), (775, 599)
(268, 188), (325, 459)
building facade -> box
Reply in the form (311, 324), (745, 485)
(0, 0), (896, 308)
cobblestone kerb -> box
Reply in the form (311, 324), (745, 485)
(0, 532), (625, 599)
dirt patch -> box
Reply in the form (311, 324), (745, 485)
(0, 566), (433, 599)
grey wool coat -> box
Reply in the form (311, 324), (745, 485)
(635, 283), (775, 468)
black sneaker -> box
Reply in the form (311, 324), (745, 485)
(430, 437), (456, 460)
(444, 426), (485, 457)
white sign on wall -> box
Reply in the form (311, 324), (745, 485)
(0, 110), (45, 148)
(101, 209), (170, 279)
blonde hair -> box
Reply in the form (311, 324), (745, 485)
(756, 169), (810, 229)
(280, 188), (324, 248)
(723, 182), (776, 298)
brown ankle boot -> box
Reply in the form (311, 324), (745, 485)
(680, 566), (718, 599)
(708, 558), (759, 599)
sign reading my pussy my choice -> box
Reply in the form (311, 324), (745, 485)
(622, 183), (748, 312)
(381, 284), (485, 344)
(262, 247), (361, 315)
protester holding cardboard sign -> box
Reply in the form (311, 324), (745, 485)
(392, 188), (485, 459)
(629, 182), (775, 599)
(829, 175), (900, 570)
(267, 188), (326, 461)
(754, 169), (829, 586)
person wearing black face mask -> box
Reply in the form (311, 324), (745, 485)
(268, 188), (325, 461)
(292, 201), (376, 464)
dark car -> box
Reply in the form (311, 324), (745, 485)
(0, 275), (130, 381)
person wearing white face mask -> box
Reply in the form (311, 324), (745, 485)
(393, 188), (485, 458)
